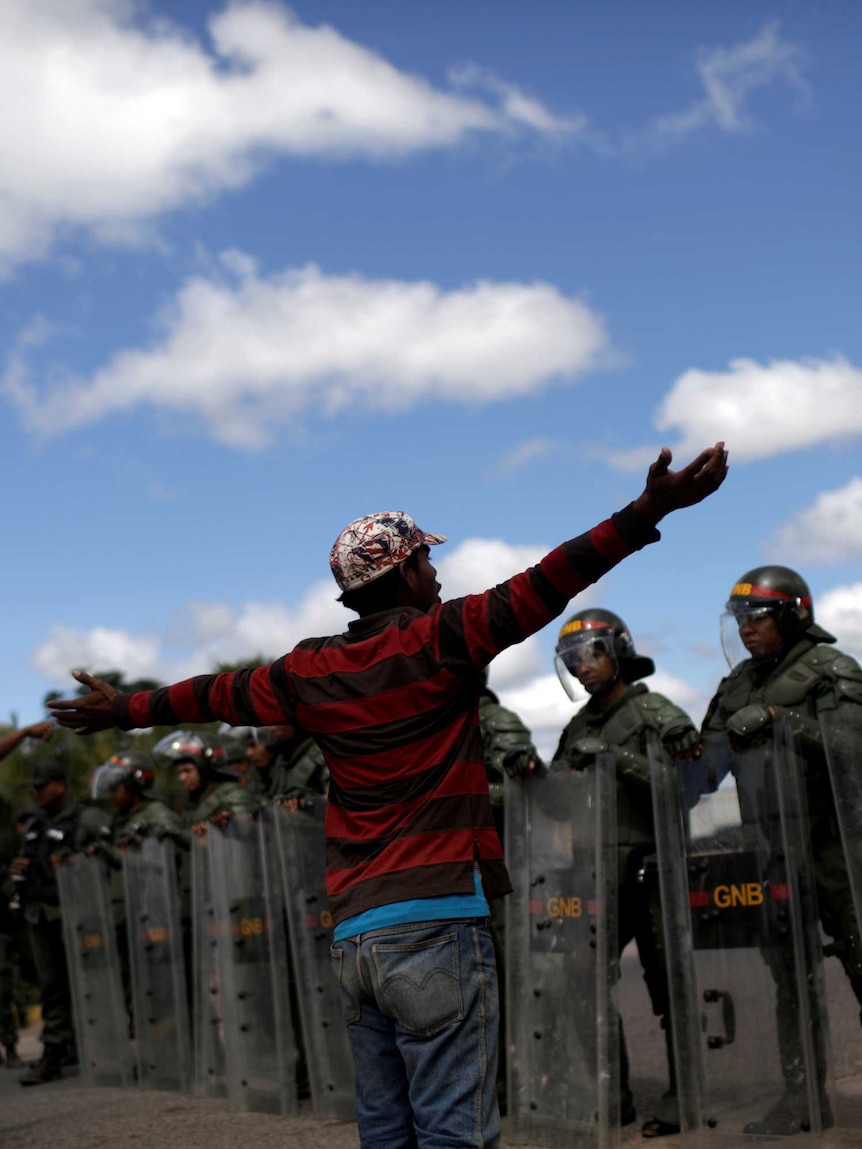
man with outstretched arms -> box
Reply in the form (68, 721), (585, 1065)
(51, 443), (727, 1149)
(703, 564), (862, 1135)
(553, 608), (700, 1138)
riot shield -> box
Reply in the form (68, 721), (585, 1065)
(818, 707), (862, 1131)
(650, 725), (831, 1145)
(270, 801), (355, 1119)
(191, 831), (227, 1099)
(56, 852), (132, 1086)
(123, 838), (192, 1092)
(207, 814), (298, 1115)
(505, 754), (620, 1149)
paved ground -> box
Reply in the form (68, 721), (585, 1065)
(2, 949), (861, 1148)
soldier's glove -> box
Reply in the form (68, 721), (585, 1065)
(661, 723), (702, 760)
(726, 702), (773, 749)
(568, 736), (609, 771)
(500, 745), (538, 780)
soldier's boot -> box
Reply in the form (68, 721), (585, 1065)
(19, 1051), (64, 1086)
(4, 1044), (23, 1068)
(641, 1018), (681, 1138)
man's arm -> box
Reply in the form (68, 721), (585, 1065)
(50, 443), (727, 736)
(438, 443), (728, 670)
(0, 720), (54, 763)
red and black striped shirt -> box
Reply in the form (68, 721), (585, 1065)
(113, 505), (659, 923)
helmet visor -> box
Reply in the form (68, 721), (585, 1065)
(91, 763), (128, 800)
(554, 635), (616, 699)
(720, 604), (777, 669)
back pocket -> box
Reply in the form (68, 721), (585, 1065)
(372, 932), (463, 1036)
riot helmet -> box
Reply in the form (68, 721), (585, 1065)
(91, 749), (156, 801)
(217, 723), (258, 746)
(554, 609), (654, 699)
(720, 565), (834, 668)
(153, 730), (227, 775)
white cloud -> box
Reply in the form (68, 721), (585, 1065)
(644, 22), (806, 146)
(490, 437), (562, 478)
(449, 65), (586, 137)
(604, 355), (862, 470)
(818, 584), (862, 662)
(0, 0), (575, 272)
(5, 259), (608, 447)
(770, 478), (862, 566)
(497, 673), (581, 762)
(33, 625), (163, 683)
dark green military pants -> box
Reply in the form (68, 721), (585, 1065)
(26, 917), (75, 1053)
(0, 933), (20, 1048)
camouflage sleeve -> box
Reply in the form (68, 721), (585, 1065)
(276, 741), (329, 802)
(480, 701), (541, 780)
(813, 650), (862, 711)
(701, 681), (730, 736)
(639, 692), (700, 756)
(72, 805), (121, 868)
(213, 782), (259, 819)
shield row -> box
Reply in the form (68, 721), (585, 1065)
(505, 712), (862, 1147)
(56, 803), (354, 1119)
(57, 712), (862, 1145)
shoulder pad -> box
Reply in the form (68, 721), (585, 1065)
(827, 651), (862, 681)
(635, 691), (695, 733)
(480, 702), (532, 738)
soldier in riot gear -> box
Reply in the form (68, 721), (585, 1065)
(478, 677), (541, 1114)
(92, 749), (187, 850)
(10, 755), (111, 1085)
(153, 731), (257, 832)
(246, 725), (328, 806)
(217, 728), (260, 796)
(553, 608), (700, 1137)
(704, 565), (862, 1135)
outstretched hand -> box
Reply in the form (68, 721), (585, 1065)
(632, 443), (728, 523)
(48, 670), (120, 735)
(23, 720), (55, 742)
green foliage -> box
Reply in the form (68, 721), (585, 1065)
(213, 655), (268, 674)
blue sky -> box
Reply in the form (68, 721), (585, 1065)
(2, 0), (861, 753)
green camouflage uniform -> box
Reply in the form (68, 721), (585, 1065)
(478, 685), (540, 1111)
(703, 635), (862, 999)
(113, 798), (188, 850)
(19, 800), (111, 1056)
(1, 805), (24, 1055)
(183, 779), (257, 827)
(266, 737), (329, 804)
(555, 683), (697, 1125)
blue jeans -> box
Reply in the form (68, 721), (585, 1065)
(331, 918), (500, 1149)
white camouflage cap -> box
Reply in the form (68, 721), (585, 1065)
(329, 511), (446, 593)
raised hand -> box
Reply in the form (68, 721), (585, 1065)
(23, 720), (55, 742)
(48, 670), (120, 735)
(632, 443), (728, 523)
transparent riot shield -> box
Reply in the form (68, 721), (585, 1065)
(191, 832), (227, 1099)
(56, 852), (132, 1086)
(650, 725), (831, 1146)
(207, 814), (298, 1115)
(270, 801), (355, 1119)
(505, 754), (620, 1148)
(818, 707), (862, 1131)
(123, 838), (192, 1091)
